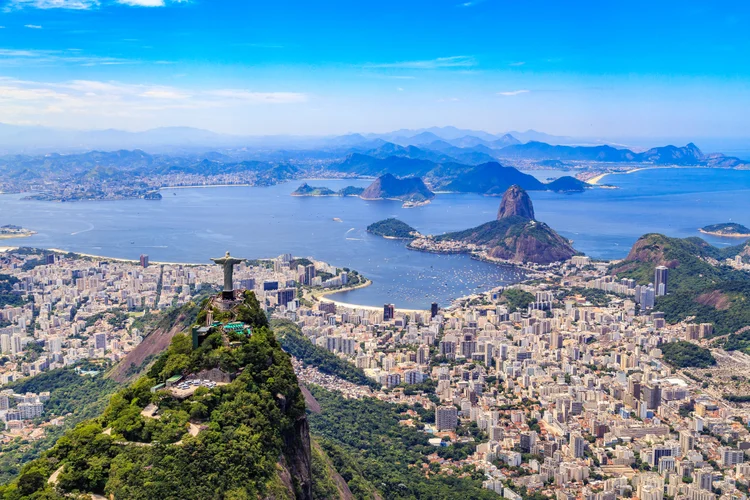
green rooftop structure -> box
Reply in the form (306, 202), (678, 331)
(224, 322), (246, 332)
(166, 375), (183, 387)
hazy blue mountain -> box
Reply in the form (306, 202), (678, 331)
(496, 141), (638, 162)
(489, 134), (523, 148)
(360, 173), (435, 202)
(439, 162), (546, 194)
(330, 153), (438, 177)
(545, 176), (588, 192)
(506, 129), (578, 145)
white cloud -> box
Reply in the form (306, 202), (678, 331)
(509, 61), (525, 67)
(0, 47), (134, 66)
(366, 55), (476, 70)
(117, 0), (165, 6)
(6, 0), (98, 9)
(498, 90), (529, 96)
(0, 78), (308, 123)
(458, 0), (486, 6)
(206, 89), (307, 104)
(24, 24), (43, 29)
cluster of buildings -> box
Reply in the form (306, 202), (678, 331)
(0, 249), (351, 439)
(273, 254), (750, 500)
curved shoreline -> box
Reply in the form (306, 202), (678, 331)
(698, 229), (750, 238)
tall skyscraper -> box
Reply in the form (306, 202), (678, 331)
(435, 406), (458, 431)
(304, 264), (316, 285)
(140, 254), (149, 268)
(431, 302), (439, 318)
(383, 304), (395, 322)
(654, 265), (668, 296)
(94, 332), (107, 350)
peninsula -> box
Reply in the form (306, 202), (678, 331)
(699, 222), (750, 237)
(408, 185), (577, 264)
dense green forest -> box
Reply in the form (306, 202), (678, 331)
(308, 387), (497, 500)
(272, 319), (379, 389)
(0, 274), (25, 308)
(0, 292), (311, 499)
(659, 341), (717, 368)
(499, 288), (534, 313)
(0, 367), (120, 484)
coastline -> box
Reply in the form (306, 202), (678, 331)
(0, 232), (36, 240)
(587, 173), (610, 185)
(698, 229), (750, 238)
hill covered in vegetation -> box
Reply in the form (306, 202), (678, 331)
(660, 341), (717, 368)
(434, 186), (577, 264)
(1, 292), (319, 499)
(366, 218), (419, 239)
(611, 234), (750, 336)
(360, 174), (434, 203)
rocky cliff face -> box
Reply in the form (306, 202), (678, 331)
(497, 184), (535, 220)
(360, 173), (435, 202)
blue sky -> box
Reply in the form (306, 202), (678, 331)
(0, 0), (749, 137)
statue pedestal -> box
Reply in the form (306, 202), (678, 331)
(222, 290), (236, 301)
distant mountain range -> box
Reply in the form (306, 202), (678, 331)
(0, 122), (748, 165)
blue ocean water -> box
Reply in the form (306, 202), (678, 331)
(0, 168), (748, 308)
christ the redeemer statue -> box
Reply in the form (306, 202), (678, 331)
(210, 251), (245, 297)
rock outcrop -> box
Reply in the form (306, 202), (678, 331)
(497, 184), (535, 220)
(433, 185), (576, 264)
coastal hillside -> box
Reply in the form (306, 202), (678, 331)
(2, 292), (320, 500)
(433, 186), (577, 264)
(437, 216), (577, 264)
(611, 234), (750, 336)
(360, 174), (435, 202)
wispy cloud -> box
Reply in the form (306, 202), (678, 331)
(0, 77), (308, 123)
(0, 47), (135, 66)
(497, 90), (529, 96)
(6, 0), (98, 10)
(116, 0), (189, 6)
(117, 0), (164, 6)
(24, 24), (43, 29)
(509, 61), (525, 67)
(206, 89), (307, 104)
(366, 55), (476, 70)
(458, 0), (486, 6)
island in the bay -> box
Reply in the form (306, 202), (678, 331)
(291, 183), (365, 197)
(408, 184), (577, 264)
(366, 218), (420, 239)
(0, 225), (36, 239)
(699, 222), (750, 237)
(360, 173), (434, 204)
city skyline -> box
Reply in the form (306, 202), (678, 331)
(0, 0), (748, 138)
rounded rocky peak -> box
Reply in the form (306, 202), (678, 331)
(497, 184), (535, 220)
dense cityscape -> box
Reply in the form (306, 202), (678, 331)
(0, 242), (749, 499)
